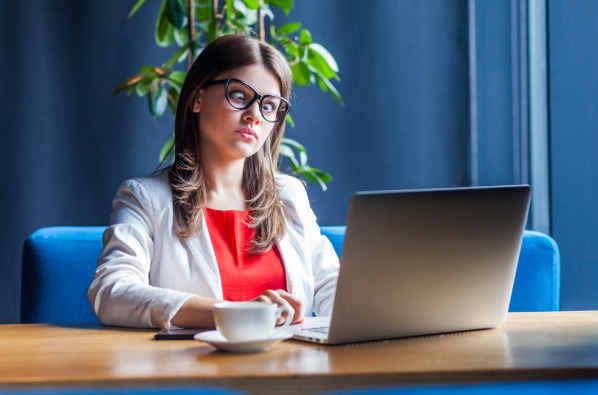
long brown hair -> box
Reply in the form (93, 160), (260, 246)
(169, 34), (292, 253)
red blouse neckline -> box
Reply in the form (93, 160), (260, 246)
(203, 207), (287, 301)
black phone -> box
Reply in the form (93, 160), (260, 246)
(154, 328), (209, 340)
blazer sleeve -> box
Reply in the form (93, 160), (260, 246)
(280, 175), (340, 316)
(87, 178), (194, 329)
(303, 195), (339, 316)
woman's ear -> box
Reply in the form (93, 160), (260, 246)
(192, 89), (204, 113)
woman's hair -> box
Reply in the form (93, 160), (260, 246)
(169, 34), (292, 253)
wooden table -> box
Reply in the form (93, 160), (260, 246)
(1, 311), (598, 394)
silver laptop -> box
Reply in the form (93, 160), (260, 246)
(293, 185), (531, 345)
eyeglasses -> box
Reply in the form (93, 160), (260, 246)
(206, 78), (291, 123)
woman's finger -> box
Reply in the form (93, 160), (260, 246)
(250, 289), (304, 324)
(251, 294), (273, 304)
(260, 289), (304, 324)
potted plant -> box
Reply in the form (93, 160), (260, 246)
(114, 0), (342, 190)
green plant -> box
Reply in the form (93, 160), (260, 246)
(114, 0), (342, 190)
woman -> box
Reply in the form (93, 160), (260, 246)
(88, 34), (339, 329)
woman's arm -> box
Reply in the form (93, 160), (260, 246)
(171, 289), (304, 328)
(88, 178), (198, 329)
(171, 296), (221, 328)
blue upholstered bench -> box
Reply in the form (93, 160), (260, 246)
(20, 226), (560, 324)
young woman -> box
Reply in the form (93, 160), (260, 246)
(88, 34), (339, 329)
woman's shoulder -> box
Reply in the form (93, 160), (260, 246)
(275, 173), (307, 196)
(275, 173), (311, 213)
(117, 170), (172, 204)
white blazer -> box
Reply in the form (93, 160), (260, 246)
(87, 171), (339, 329)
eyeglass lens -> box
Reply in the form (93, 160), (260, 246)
(225, 80), (289, 123)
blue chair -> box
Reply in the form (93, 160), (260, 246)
(20, 226), (560, 323)
(319, 379), (598, 395)
(21, 227), (106, 323)
(320, 227), (560, 312)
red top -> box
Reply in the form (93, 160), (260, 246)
(204, 208), (288, 301)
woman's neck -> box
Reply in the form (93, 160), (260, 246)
(202, 158), (246, 211)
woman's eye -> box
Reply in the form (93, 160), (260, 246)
(262, 103), (275, 114)
(230, 90), (246, 103)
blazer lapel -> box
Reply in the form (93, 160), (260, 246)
(181, 217), (223, 299)
(277, 231), (307, 302)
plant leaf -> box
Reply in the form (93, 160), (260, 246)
(232, 0), (248, 16)
(165, 45), (189, 67)
(309, 43), (339, 72)
(225, 0), (235, 18)
(308, 65), (343, 105)
(300, 169), (329, 191)
(113, 73), (149, 96)
(313, 71), (343, 104)
(207, 18), (218, 43)
(285, 114), (295, 128)
(276, 22), (301, 36)
(278, 143), (300, 168)
(281, 137), (305, 151)
(140, 65), (169, 76)
(128, 0), (148, 18)
(149, 79), (168, 118)
(196, 0), (211, 20)
(229, 19), (252, 34)
(283, 40), (299, 58)
(315, 74), (327, 91)
(266, 0), (293, 14)
(155, 0), (175, 47)
(299, 28), (312, 45)
(307, 46), (337, 80)
(190, 40), (204, 59)
(311, 168), (332, 183)
(159, 135), (175, 164)
(260, 3), (274, 21)
(278, 144), (295, 160)
(241, 7), (259, 26)
(166, 86), (179, 114)
(241, 0), (260, 10)
(173, 26), (189, 46)
(135, 75), (154, 96)
(167, 71), (186, 88)
(299, 149), (307, 167)
(291, 61), (311, 86)
(166, 0), (188, 29)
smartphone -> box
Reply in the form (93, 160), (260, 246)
(154, 328), (209, 340)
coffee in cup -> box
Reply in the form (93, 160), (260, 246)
(213, 301), (294, 342)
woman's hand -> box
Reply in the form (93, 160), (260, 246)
(251, 289), (304, 325)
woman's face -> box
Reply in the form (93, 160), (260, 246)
(193, 63), (281, 165)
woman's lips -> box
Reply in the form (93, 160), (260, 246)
(235, 127), (257, 140)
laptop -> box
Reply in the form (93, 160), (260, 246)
(293, 185), (531, 345)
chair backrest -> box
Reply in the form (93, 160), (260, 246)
(20, 226), (560, 323)
(320, 226), (560, 312)
(21, 227), (105, 323)
(510, 230), (561, 311)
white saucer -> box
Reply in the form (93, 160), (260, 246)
(194, 330), (293, 353)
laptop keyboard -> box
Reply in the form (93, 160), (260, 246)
(303, 326), (329, 334)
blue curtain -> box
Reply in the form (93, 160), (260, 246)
(0, 0), (470, 323)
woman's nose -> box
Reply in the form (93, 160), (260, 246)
(242, 101), (261, 125)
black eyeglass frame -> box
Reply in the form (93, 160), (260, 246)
(206, 78), (291, 123)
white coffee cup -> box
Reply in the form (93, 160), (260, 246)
(213, 301), (294, 342)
